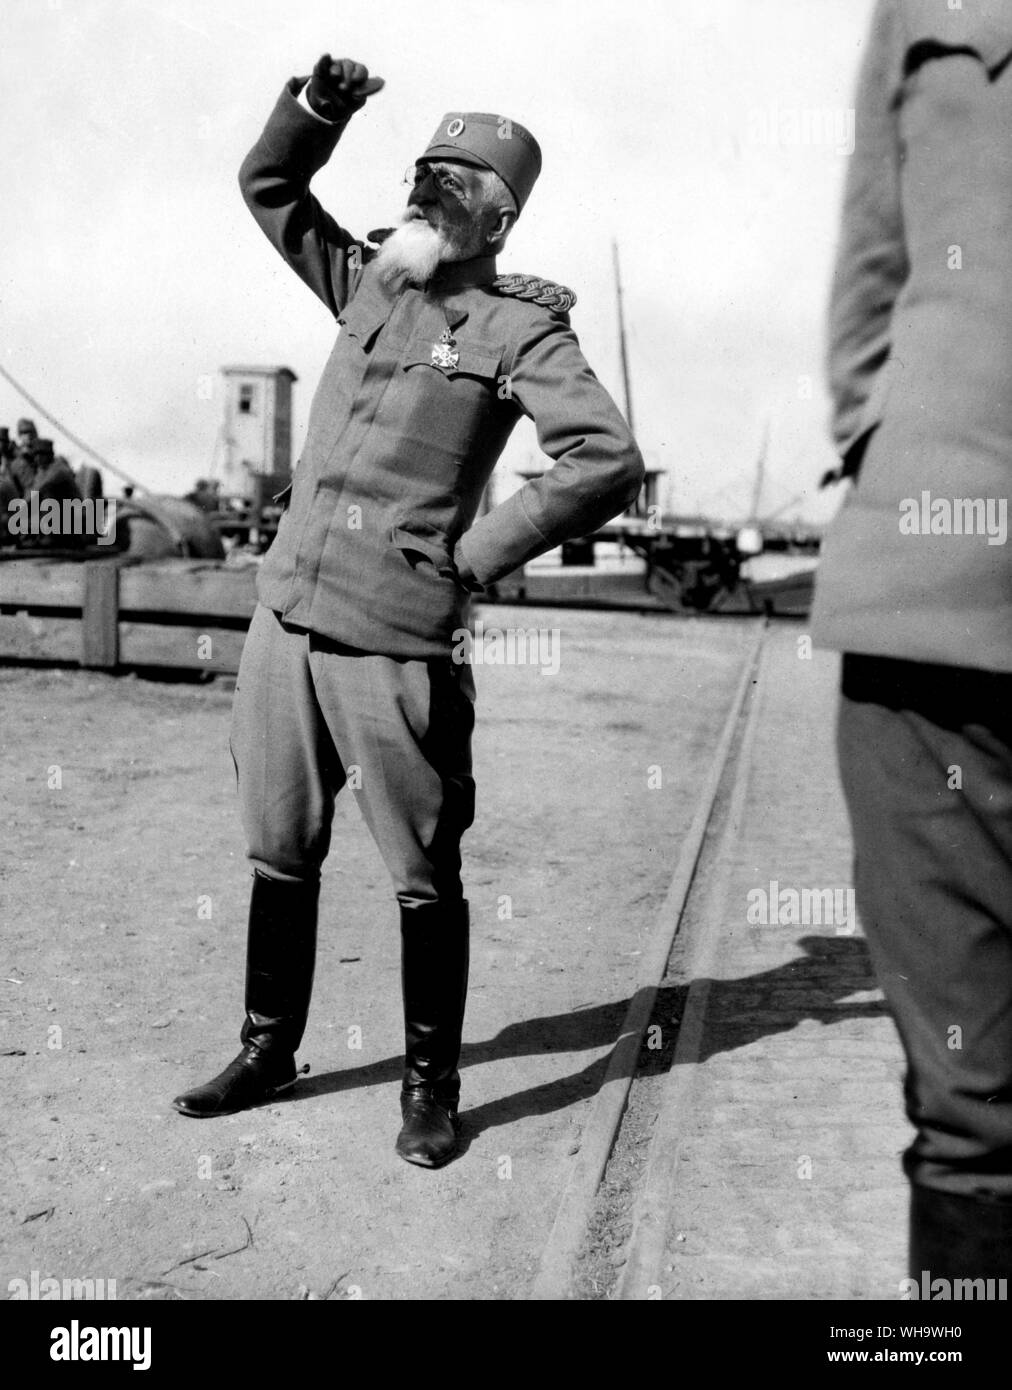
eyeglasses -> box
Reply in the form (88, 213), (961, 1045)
(403, 163), (469, 203)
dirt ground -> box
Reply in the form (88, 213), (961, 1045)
(574, 629), (910, 1301)
(1, 606), (757, 1301)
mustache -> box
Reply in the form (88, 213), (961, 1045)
(403, 201), (444, 229)
(375, 215), (448, 285)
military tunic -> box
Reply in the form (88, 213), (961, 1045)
(239, 79), (644, 660)
(812, 0), (1012, 671)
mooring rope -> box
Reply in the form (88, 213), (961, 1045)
(0, 361), (148, 493)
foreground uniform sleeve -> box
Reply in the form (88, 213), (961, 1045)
(826, 0), (909, 458)
(455, 315), (644, 587)
(238, 77), (368, 318)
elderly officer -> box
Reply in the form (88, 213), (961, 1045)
(173, 56), (644, 1167)
(812, 1), (1012, 1281)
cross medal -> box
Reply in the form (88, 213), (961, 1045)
(431, 327), (459, 370)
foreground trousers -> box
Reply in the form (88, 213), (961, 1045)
(837, 653), (1012, 1202)
(230, 604), (476, 905)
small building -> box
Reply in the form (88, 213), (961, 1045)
(216, 365), (297, 505)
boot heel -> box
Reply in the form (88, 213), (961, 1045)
(172, 1046), (299, 1118)
(268, 1062), (311, 1098)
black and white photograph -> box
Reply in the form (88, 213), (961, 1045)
(1, 0), (1010, 1355)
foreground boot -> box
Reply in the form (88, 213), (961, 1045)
(171, 1043), (301, 1118)
(395, 898), (469, 1168)
(172, 870), (319, 1118)
(909, 1184), (1012, 1284)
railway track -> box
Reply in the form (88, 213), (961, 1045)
(531, 620), (770, 1300)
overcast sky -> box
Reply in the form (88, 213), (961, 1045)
(1, 0), (876, 521)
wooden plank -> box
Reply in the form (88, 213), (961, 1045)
(82, 563), (119, 668)
(0, 558), (257, 622)
(117, 621), (247, 674)
(0, 612), (83, 662)
(0, 612), (249, 672)
(118, 561), (258, 620)
(0, 559), (86, 609)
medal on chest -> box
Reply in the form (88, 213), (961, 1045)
(431, 327), (459, 371)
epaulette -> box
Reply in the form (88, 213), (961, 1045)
(491, 273), (577, 314)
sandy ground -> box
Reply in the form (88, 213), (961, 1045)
(1, 606), (759, 1301)
(652, 632), (908, 1301)
(574, 628), (910, 1300)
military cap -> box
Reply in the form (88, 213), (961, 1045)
(417, 112), (542, 213)
(16, 418), (36, 435)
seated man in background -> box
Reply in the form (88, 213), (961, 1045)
(10, 437), (87, 547)
(0, 428), (18, 544)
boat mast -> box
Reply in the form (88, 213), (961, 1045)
(612, 240), (635, 436)
(748, 413), (770, 522)
(612, 239), (644, 517)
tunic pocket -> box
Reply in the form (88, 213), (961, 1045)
(398, 337), (506, 456)
(401, 337), (504, 380)
(389, 522), (469, 593)
(900, 23), (1012, 85)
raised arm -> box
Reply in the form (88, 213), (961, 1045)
(238, 57), (384, 319)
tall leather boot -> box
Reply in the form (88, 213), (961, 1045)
(395, 898), (470, 1168)
(909, 1185), (1012, 1285)
(172, 870), (319, 1118)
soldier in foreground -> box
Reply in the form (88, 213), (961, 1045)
(813, 0), (1012, 1282)
(173, 55), (643, 1167)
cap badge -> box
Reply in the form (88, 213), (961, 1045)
(431, 327), (459, 370)
(446, 118), (465, 137)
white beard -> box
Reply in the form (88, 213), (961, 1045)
(375, 215), (449, 286)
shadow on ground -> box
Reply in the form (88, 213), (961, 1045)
(290, 934), (889, 1160)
